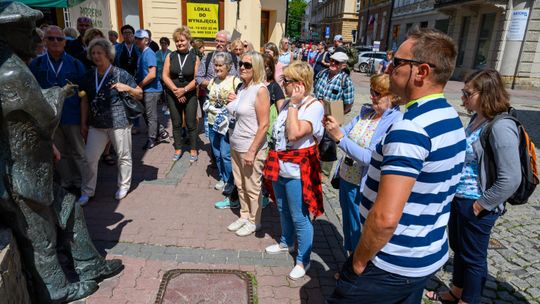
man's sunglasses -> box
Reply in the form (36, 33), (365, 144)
(46, 36), (65, 42)
(239, 61), (253, 69)
(393, 57), (436, 68)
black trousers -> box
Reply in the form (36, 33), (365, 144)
(166, 90), (198, 151)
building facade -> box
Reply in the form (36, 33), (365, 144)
(309, 0), (359, 43)
(435, 0), (540, 89)
(357, 0), (393, 50)
(59, 0), (287, 49)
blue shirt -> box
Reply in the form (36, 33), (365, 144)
(455, 121), (486, 199)
(360, 94), (466, 277)
(136, 47), (162, 93)
(29, 52), (86, 125)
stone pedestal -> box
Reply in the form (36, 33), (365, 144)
(0, 226), (31, 304)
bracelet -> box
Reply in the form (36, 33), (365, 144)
(288, 103), (300, 110)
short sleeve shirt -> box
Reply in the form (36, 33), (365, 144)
(136, 47), (162, 93)
(80, 66), (137, 129)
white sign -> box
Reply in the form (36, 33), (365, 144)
(373, 40), (380, 52)
(68, 0), (112, 34)
(507, 9), (529, 41)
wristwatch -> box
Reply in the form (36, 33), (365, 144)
(289, 103), (301, 110)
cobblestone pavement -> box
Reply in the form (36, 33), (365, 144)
(75, 72), (539, 304)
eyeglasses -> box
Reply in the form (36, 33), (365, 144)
(392, 57), (436, 68)
(46, 36), (65, 42)
(329, 59), (341, 65)
(461, 89), (478, 99)
(239, 61), (253, 69)
(122, 31), (134, 36)
(370, 88), (382, 98)
(282, 77), (297, 85)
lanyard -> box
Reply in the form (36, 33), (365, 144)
(160, 50), (167, 62)
(46, 53), (63, 78)
(177, 51), (189, 73)
(126, 44), (134, 58)
(95, 65), (112, 93)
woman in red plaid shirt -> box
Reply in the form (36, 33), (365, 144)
(263, 61), (325, 280)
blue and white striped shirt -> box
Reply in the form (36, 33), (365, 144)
(360, 94), (466, 277)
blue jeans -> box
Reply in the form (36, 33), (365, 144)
(272, 177), (313, 265)
(327, 257), (430, 304)
(449, 197), (499, 303)
(208, 125), (233, 184)
(339, 178), (362, 252)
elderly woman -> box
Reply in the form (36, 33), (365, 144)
(206, 52), (242, 208)
(264, 61), (324, 280)
(162, 26), (200, 162)
(225, 51), (270, 237)
(426, 70), (521, 304)
(325, 74), (402, 254)
(77, 38), (142, 205)
(277, 37), (293, 67)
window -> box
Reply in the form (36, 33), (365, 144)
(474, 13), (496, 69)
(434, 19), (449, 33)
(456, 16), (470, 67)
(420, 21), (428, 28)
(381, 12), (386, 40)
(356, 0), (361, 12)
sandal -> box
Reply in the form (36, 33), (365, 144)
(425, 289), (460, 304)
(101, 154), (116, 166)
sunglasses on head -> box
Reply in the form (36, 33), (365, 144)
(392, 57), (436, 68)
(239, 61), (253, 69)
(46, 36), (65, 42)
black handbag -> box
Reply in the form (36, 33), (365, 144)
(121, 92), (144, 120)
(319, 131), (337, 162)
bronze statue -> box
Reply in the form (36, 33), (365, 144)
(0, 2), (123, 302)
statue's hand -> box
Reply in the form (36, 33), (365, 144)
(62, 81), (78, 98)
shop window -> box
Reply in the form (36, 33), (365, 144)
(474, 13), (496, 69)
(456, 16), (470, 67)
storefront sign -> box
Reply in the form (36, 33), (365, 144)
(186, 2), (219, 39)
(507, 9), (529, 41)
(68, 0), (111, 32)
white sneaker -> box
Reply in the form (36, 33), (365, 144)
(214, 180), (225, 190)
(265, 244), (293, 254)
(115, 188), (129, 200)
(78, 194), (90, 206)
(235, 222), (258, 237)
(288, 263), (310, 280)
(227, 218), (248, 231)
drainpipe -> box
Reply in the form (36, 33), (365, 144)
(511, 0), (533, 89)
(285, 0), (289, 37)
(384, 0), (394, 51)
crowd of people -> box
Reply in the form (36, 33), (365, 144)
(29, 16), (522, 301)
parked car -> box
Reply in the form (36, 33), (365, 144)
(354, 51), (387, 73)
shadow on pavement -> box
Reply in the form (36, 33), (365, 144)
(515, 109), (540, 147)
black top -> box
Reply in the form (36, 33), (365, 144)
(168, 49), (197, 88)
(149, 40), (159, 52)
(267, 81), (285, 106)
(117, 44), (139, 76)
(65, 36), (93, 68)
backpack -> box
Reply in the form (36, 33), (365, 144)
(480, 107), (538, 205)
(345, 46), (358, 70)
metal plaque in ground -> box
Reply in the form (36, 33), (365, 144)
(155, 269), (256, 304)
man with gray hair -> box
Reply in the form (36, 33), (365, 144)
(29, 25), (88, 192)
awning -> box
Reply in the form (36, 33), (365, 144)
(17, 0), (87, 8)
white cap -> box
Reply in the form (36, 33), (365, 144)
(330, 52), (348, 63)
(134, 29), (149, 39)
(334, 34), (343, 41)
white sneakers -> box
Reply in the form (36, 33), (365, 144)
(115, 188), (129, 200)
(265, 244), (293, 254)
(288, 263), (310, 280)
(227, 219), (261, 237)
(214, 180), (225, 190)
(227, 218), (248, 231)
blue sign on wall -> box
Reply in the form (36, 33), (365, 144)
(325, 26), (330, 39)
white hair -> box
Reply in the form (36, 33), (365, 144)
(216, 30), (231, 42)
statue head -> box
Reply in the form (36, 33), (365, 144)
(0, 1), (43, 60)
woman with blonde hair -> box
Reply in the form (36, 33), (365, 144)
(224, 51), (270, 237)
(277, 37), (293, 67)
(263, 61), (325, 280)
(325, 74), (402, 255)
(162, 26), (200, 162)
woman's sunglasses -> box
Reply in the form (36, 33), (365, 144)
(461, 89), (478, 99)
(239, 61), (253, 69)
(370, 88), (382, 98)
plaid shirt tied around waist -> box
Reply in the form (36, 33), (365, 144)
(263, 145), (324, 218)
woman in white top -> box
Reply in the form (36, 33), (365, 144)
(263, 61), (325, 280)
(225, 51), (270, 237)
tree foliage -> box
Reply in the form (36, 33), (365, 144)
(286, 0), (307, 39)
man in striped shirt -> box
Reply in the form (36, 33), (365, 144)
(328, 28), (466, 303)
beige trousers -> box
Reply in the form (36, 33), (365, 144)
(231, 148), (266, 225)
(54, 124), (87, 188)
(81, 126), (132, 197)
